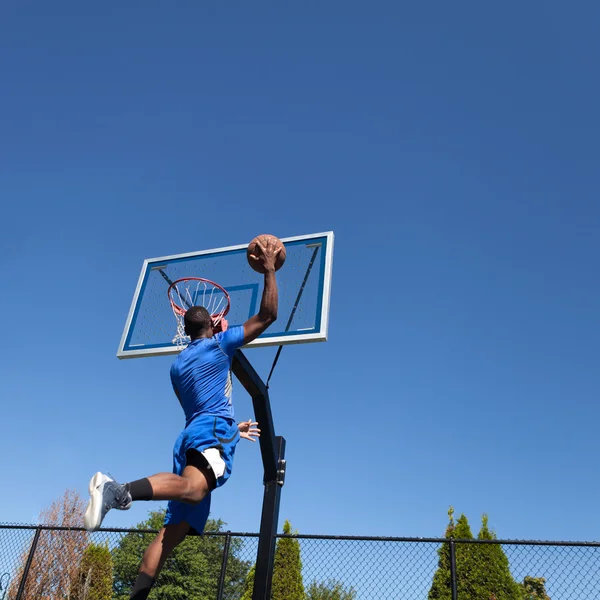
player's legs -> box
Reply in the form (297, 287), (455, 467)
(145, 459), (215, 503)
(85, 462), (214, 531)
(129, 457), (215, 598)
(85, 416), (236, 532)
(129, 521), (190, 600)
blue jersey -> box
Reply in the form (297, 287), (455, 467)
(170, 326), (245, 426)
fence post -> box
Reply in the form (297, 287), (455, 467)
(15, 526), (41, 600)
(216, 532), (232, 600)
(449, 540), (458, 600)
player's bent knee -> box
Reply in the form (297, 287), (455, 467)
(181, 467), (210, 504)
(186, 484), (208, 505)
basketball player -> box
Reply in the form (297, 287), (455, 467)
(83, 236), (281, 600)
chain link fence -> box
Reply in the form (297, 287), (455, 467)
(1, 524), (599, 599)
(292, 534), (600, 599)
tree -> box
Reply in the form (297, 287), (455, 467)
(521, 576), (550, 600)
(429, 510), (519, 600)
(453, 512), (480, 599)
(468, 514), (523, 600)
(240, 564), (255, 600)
(70, 543), (113, 600)
(429, 510), (552, 600)
(271, 520), (304, 600)
(305, 579), (357, 599)
(111, 509), (250, 600)
(240, 520), (355, 600)
(7, 489), (88, 599)
(428, 507), (456, 600)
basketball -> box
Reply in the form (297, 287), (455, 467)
(247, 234), (286, 273)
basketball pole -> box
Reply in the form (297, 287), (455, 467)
(232, 350), (286, 600)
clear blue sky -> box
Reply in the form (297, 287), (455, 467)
(1, 1), (599, 542)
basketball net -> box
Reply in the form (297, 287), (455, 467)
(168, 278), (231, 349)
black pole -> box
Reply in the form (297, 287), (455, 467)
(252, 436), (286, 600)
(216, 532), (232, 600)
(231, 350), (287, 600)
(232, 350), (278, 481)
(16, 526), (41, 600)
(449, 540), (458, 600)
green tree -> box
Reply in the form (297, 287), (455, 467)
(454, 512), (479, 598)
(240, 564), (255, 600)
(520, 576), (550, 600)
(428, 507), (550, 600)
(429, 507), (456, 600)
(238, 520), (305, 600)
(436, 510), (485, 600)
(70, 543), (112, 600)
(271, 520), (304, 600)
(305, 579), (357, 599)
(429, 510), (524, 600)
(468, 515), (523, 600)
(111, 509), (251, 600)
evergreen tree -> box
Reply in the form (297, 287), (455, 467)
(453, 513), (480, 599)
(429, 507), (456, 600)
(469, 514), (522, 600)
(70, 543), (113, 600)
(271, 520), (304, 600)
(240, 564), (255, 600)
(305, 578), (357, 599)
(429, 510), (524, 600)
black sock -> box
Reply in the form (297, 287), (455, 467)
(130, 572), (155, 599)
(127, 478), (153, 501)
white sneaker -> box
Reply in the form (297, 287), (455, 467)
(84, 472), (132, 532)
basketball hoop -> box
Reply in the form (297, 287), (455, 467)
(167, 277), (231, 349)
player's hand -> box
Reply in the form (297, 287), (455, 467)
(238, 420), (261, 442)
(248, 237), (281, 273)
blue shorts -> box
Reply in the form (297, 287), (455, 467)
(164, 415), (240, 533)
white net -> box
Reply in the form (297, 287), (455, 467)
(168, 278), (230, 349)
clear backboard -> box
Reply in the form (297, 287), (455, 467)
(117, 232), (334, 359)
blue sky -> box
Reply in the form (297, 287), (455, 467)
(1, 1), (600, 542)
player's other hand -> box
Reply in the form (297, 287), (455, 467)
(248, 237), (281, 273)
(238, 420), (261, 442)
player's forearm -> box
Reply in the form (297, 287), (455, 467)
(258, 271), (278, 322)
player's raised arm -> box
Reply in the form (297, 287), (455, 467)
(243, 236), (282, 345)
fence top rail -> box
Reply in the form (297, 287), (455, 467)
(1, 523), (599, 547)
(274, 533), (600, 547)
(0, 523), (258, 537)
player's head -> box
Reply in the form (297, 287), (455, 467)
(184, 306), (213, 339)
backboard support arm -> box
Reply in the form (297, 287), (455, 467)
(232, 350), (286, 600)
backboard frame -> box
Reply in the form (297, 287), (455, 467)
(117, 231), (334, 359)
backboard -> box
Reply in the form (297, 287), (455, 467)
(117, 231), (334, 359)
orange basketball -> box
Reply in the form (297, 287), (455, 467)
(247, 234), (286, 273)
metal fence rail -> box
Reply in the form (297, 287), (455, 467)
(1, 524), (599, 599)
